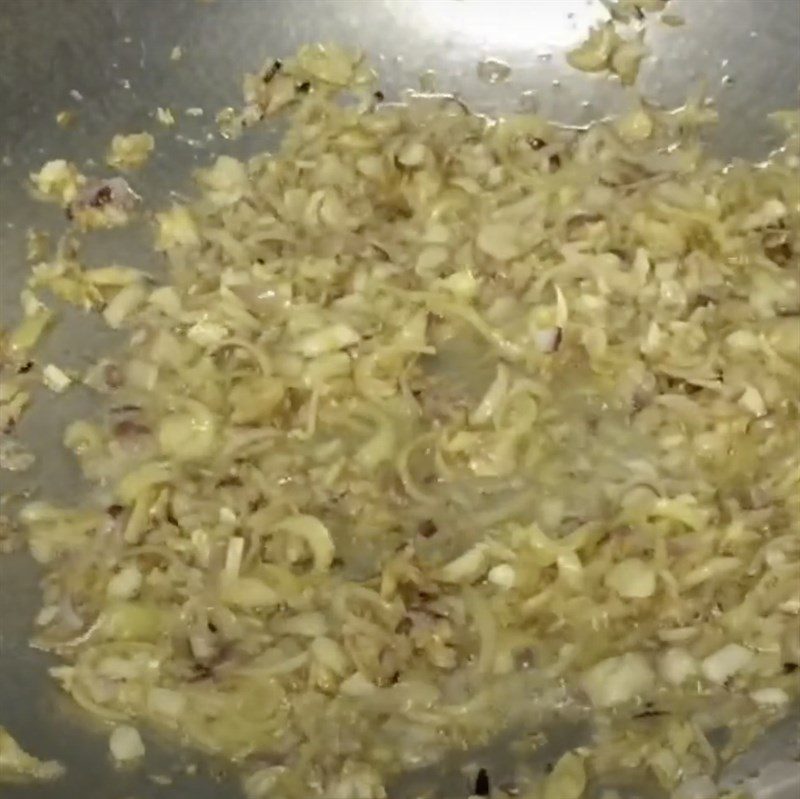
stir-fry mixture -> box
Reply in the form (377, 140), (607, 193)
(1, 29), (798, 799)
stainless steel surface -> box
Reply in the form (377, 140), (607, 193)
(1, 1), (798, 797)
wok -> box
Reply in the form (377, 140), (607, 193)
(0, 1), (798, 797)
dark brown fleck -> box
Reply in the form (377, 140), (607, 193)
(103, 363), (124, 389)
(262, 59), (282, 83)
(417, 519), (438, 538)
(692, 293), (716, 308)
(566, 212), (603, 231)
(474, 768), (490, 797)
(663, 375), (703, 395)
(109, 404), (143, 414)
(395, 617), (413, 635)
(766, 241), (793, 265)
(89, 185), (113, 208)
(631, 390), (649, 414)
(188, 662), (214, 682)
(296, 81), (311, 94)
(112, 419), (151, 439)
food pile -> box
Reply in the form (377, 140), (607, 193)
(0, 14), (798, 799)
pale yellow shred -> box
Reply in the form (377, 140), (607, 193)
(0, 726), (65, 783)
(107, 132), (155, 171)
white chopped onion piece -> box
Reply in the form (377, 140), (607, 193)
(469, 364), (509, 425)
(221, 576), (278, 608)
(672, 775), (718, 799)
(742, 199), (787, 230)
(339, 672), (376, 697)
(750, 687), (789, 706)
(738, 384), (767, 417)
(147, 687), (186, 718)
(439, 544), (488, 584)
(274, 515), (334, 572)
(397, 141), (428, 167)
(658, 647), (697, 686)
(109, 724), (145, 763)
(187, 319), (229, 347)
(487, 563), (516, 590)
(682, 557), (740, 588)
(476, 223), (520, 261)
(435, 270), (479, 298)
(616, 107), (654, 141)
(581, 653), (655, 707)
(311, 636), (350, 676)
(604, 558), (656, 599)
(103, 283), (147, 329)
(106, 565), (143, 600)
(223, 537), (245, 579)
(42, 364), (72, 393)
(157, 405), (216, 461)
(294, 324), (359, 357)
(778, 596), (800, 615)
(554, 285), (568, 326)
(273, 612), (328, 637)
(701, 643), (754, 685)
(542, 751), (586, 799)
(534, 327), (562, 354)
